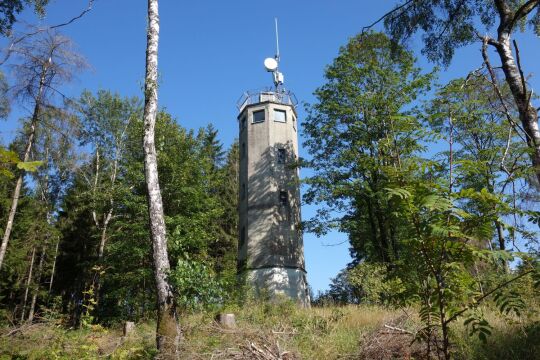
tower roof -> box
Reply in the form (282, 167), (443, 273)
(236, 88), (298, 113)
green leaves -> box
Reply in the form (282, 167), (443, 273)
(0, 148), (42, 178)
(471, 249), (515, 266)
(303, 32), (434, 264)
(533, 269), (540, 290)
(384, 187), (412, 200)
(169, 259), (224, 311)
(494, 290), (526, 317)
(0, 148), (20, 178)
(419, 194), (453, 212)
(464, 312), (493, 343)
(16, 160), (43, 172)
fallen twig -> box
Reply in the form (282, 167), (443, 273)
(383, 324), (413, 334)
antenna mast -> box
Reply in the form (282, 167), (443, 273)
(274, 17), (280, 62)
(263, 19), (284, 90)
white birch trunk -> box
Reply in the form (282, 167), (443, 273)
(48, 238), (59, 294)
(28, 245), (46, 322)
(97, 152), (118, 260)
(143, 0), (180, 357)
(492, 0), (540, 184)
(20, 247), (36, 322)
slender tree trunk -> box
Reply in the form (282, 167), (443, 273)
(495, 220), (505, 251)
(97, 152), (118, 260)
(48, 238), (59, 294)
(0, 68), (47, 270)
(28, 245), (46, 322)
(90, 208), (112, 319)
(143, 0), (180, 357)
(91, 148), (101, 231)
(365, 198), (382, 261)
(491, 1), (540, 184)
(495, 38), (540, 184)
(97, 217), (111, 260)
(20, 247), (36, 323)
(375, 208), (390, 262)
(93, 138), (121, 259)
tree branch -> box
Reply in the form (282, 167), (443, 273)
(49, 0), (94, 30)
(513, 40), (528, 98)
(0, 0), (94, 66)
(361, 0), (414, 34)
(321, 239), (348, 247)
(509, 0), (540, 32)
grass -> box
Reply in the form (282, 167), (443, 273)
(452, 308), (540, 360)
(0, 302), (538, 359)
(0, 321), (158, 359)
(179, 302), (396, 359)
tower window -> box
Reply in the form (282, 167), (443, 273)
(240, 226), (246, 248)
(277, 148), (286, 164)
(253, 110), (265, 123)
(292, 116), (297, 131)
(241, 183), (246, 199)
(274, 109), (286, 123)
(241, 143), (246, 159)
(279, 190), (288, 206)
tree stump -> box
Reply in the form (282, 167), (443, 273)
(216, 313), (236, 329)
(123, 321), (135, 336)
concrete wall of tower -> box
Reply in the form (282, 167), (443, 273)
(237, 97), (309, 306)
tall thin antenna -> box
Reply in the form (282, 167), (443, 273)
(263, 18), (284, 89)
(274, 17), (280, 62)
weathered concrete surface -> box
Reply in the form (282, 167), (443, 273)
(237, 93), (309, 306)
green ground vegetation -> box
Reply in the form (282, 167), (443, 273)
(1, 300), (539, 359)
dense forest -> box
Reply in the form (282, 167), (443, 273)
(0, 1), (539, 359)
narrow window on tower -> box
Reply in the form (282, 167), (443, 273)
(252, 109), (265, 123)
(241, 142), (246, 159)
(292, 116), (297, 131)
(277, 148), (286, 164)
(240, 226), (246, 248)
(274, 109), (286, 123)
(279, 190), (288, 206)
(241, 183), (246, 199)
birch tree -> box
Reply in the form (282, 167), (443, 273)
(142, 0), (181, 356)
(378, 0), (540, 185)
(78, 90), (140, 261)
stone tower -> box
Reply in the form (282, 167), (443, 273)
(236, 89), (309, 306)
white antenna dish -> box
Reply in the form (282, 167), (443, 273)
(264, 57), (278, 72)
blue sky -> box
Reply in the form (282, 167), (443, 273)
(1, 0), (539, 293)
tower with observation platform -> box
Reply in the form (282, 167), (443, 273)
(236, 20), (309, 306)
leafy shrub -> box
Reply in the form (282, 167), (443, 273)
(169, 259), (224, 311)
